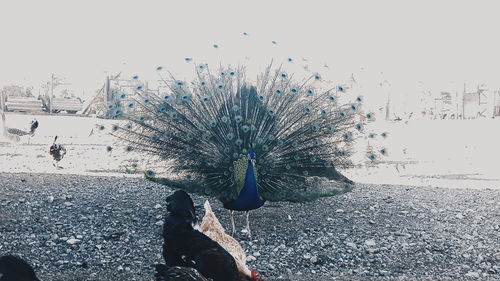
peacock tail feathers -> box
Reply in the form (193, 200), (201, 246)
(112, 63), (384, 202)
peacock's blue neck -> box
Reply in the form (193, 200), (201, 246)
(224, 157), (265, 211)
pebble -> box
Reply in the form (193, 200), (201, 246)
(1, 173), (498, 281)
(346, 242), (357, 248)
(465, 271), (480, 278)
(66, 238), (80, 245)
(365, 239), (376, 246)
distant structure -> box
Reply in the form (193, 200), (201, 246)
(82, 74), (167, 118)
(493, 90), (500, 117)
(0, 75), (83, 114)
(0, 85), (43, 113)
(390, 84), (498, 121)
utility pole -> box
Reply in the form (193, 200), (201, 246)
(385, 95), (390, 121)
(49, 73), (54, 114)
(0, 90), (5, 112)
(494, 90), (497, 118)
(462, 83), (466, 119)
(104, 76), (110, 118)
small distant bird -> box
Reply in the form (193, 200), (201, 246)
(1, 113), (39, 143)
(0, 255), (40, 281)
(49, 136), (66, 169)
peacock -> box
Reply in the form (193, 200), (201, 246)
(1, 113), (39, 143)
(112, 63), (386, 237)
(49, 136), (67, 169)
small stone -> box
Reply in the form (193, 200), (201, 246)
(365, 239), (376, 246)
(456, 213), (464, 219)
(154, 204), (162, 209)
(303, 253), (311, 259)
(465, 271), (480, 278)
(66, 238), (80, 245)
(155, 220), (163, 226)
(464, 234), (474, 239)
(335, 209), (344, 213)
(346, 242), (357, 248)
(253, 252), (261, 257)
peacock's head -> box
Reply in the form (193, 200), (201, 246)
(248, 152), (256, 167)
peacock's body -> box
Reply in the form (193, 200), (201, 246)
(223, 152), (264, 212)
(113, 64), (385, 235)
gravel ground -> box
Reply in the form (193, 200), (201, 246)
(0, 172), (499, 281)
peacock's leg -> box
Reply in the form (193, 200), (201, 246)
(242, 211), (251, 238)
(230, 210), (236, 236)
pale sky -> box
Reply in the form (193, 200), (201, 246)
(1, 0), (499, 106)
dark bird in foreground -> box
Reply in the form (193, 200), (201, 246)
(49, 136), (66, 169)
(155, 264), (211, 281)
(0, 255), (40, 281)
(1, 113), (39, 143)
(115, 64), (387, 236)
(162, 190), (263, 281)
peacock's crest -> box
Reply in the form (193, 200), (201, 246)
(111, 63), (387, 202)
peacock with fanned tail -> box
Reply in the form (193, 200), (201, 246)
(112, 64), (386, 237)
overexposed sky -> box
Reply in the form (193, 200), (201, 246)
(1, 0), (499, 101)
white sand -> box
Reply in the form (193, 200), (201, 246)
(1, 113), (499, 190)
